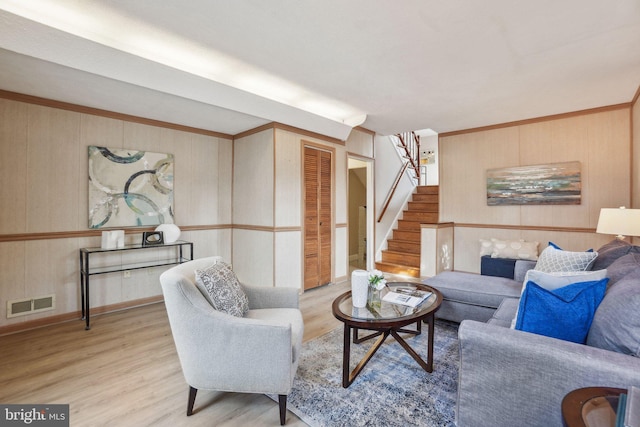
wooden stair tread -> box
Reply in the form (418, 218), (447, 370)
(397, 220), (423, 230)
(387, 240), (420, 252)
(375, 261), (420, 278)
(402, 211), (439, 223)
(416, 186), (439, 194)
(387, 238), (420, 244)
(408, 202), (439, 212)
(382, 249), (420, 257)
(376, 185), (439, 279)
(381, 250), (419, 267)
(387, 240), (420, 244)
(392, 230), (421, 242)
(411, 195), (439, 203)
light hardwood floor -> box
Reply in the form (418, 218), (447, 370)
(0, 281), (351, 427)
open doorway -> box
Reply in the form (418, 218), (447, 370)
(348, 156), (373, 273)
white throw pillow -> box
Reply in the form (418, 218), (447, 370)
(491, 239), (539, 261)
(479, 239), (495, 256)
(534, 245), (598, 272)
(510, 269), (608, 328)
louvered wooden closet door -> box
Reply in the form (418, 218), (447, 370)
(304, 147), (332, 290)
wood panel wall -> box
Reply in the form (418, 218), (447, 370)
(440, 106), (632, 273)
(0, 97), (233, 330)
(229, 127), (373, 289)
(0, 89), (375, 332)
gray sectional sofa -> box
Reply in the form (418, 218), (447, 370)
(423, 239), (640, 427)
(426, 260), (535, 324)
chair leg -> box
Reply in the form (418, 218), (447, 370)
(278, 394), (287, 425)
(187, 386), (197, 416)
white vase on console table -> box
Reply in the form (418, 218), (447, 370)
(155, 224), (181, 243)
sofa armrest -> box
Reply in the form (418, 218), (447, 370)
(513, 259), (536, 282)
(457, 320), (640, 427)
(241, 283), (300, 309)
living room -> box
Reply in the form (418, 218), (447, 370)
(1, 1), (640, 426)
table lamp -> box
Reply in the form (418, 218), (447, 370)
(595, 207), (640, 240)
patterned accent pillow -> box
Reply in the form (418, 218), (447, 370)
(534, 245), (598, 273)
(194, 262), (249, 317)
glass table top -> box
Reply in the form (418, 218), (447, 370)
(336, 282), (439, 321)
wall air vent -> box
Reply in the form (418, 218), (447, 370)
(7, 294), (56, 318)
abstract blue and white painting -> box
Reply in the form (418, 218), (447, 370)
(487, 161), (581, 206)
(88, 146), (174, 228)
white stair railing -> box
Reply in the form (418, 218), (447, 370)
(377, 132), (421, 222)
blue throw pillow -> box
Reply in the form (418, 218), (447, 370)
(548, 241), (593, 252)
(515, 278), (608, 343)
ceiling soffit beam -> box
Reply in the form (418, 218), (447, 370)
(0, 10), (360, 141)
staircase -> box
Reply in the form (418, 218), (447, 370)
(375, 185), (439, 277)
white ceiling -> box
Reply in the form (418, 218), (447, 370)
(0, 0), (639, 139)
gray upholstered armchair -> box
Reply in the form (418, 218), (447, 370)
(160, 256), (304, 425)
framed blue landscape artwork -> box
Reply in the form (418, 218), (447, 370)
(486, 161), (581, 206)
(88, 146), (174, 228)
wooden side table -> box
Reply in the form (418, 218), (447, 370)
(562, 387), (626, 427)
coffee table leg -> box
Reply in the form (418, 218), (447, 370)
(342, 326), (390, 388)
(390, 330), (432, 373)
(389, 314), (435, 373)
(426, 313), (434, 372)
(342, 324), (351, 387)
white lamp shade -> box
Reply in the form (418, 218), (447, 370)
(596, 208), (640, 238)
(155, 223), (181, 243)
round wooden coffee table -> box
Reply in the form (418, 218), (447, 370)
(332, 282), (442, 387)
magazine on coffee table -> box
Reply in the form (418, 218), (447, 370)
(383, 287), (432, 307)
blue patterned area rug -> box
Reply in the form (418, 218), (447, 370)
(273, 320), (459, 427)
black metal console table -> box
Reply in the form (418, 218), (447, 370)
(79, 240), (193, 329)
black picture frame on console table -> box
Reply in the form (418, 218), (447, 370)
(142, 231), (164, 246)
